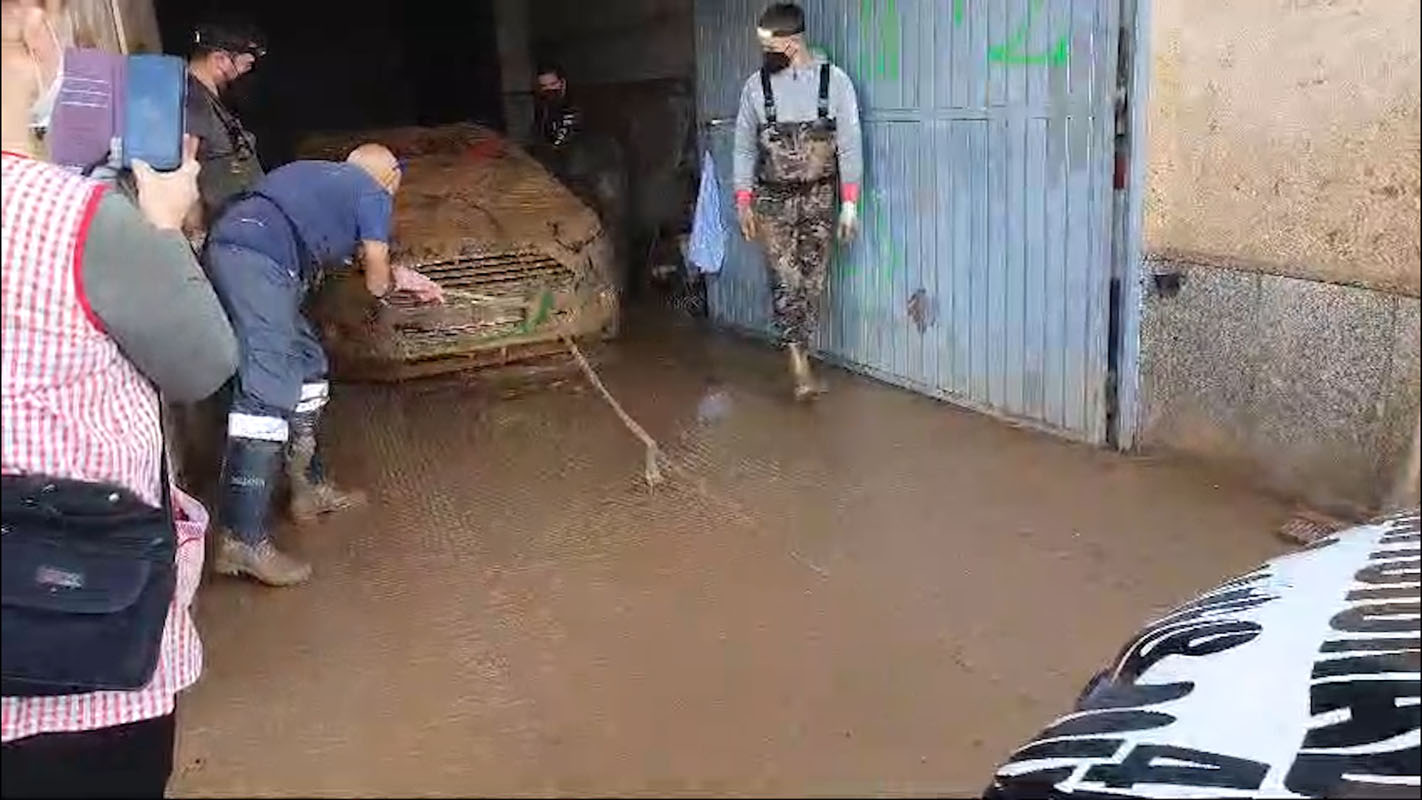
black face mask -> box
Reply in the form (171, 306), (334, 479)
(224, 72), (259, 111)
(761, 50), (791, 74)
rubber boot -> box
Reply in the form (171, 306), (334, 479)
(287, 410), (368, 524)
(788, 343), (827, 402)
(212, 436), (312, 586)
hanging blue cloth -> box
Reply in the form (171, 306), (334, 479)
(687, 150), (727, 274)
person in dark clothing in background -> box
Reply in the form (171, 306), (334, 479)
(171, 19), (268, 505)
(185, 19), (266, 239)
(531, 62), (630, 290)
(533, 61), (582, 155)
(202, 144), (444, 587)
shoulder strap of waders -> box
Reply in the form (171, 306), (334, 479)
(759, 69), (777, 124)
(817, 63), (831, 119)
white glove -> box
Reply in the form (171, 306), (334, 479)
(837, 200), (858, 242)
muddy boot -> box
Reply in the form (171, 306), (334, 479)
(287, 410), (368, 524)
(213, 535), (312, 587)
(788, 343), (827, 402)
(212, 435), (311, 586)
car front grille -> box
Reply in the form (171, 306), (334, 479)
(407, 249), (573, 293)
(388, 249), (572, 359)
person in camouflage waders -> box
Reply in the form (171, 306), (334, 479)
(734, 3), (862, 400)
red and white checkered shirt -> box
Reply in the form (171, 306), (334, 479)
(1, 151), (206, 743)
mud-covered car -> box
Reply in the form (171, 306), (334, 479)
(297, 123), (618, 381)
(987, 509), (1421, 800)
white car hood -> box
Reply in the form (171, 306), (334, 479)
(989, 509), (1420, 799)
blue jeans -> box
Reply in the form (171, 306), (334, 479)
(203, 242), (327, 428)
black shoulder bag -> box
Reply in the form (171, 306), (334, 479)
(1, 424), (178, 697)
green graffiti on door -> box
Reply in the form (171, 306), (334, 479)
(977, 0), (1070, 66)
(867, 189), (904, 293)
(831, 2), (1069, 82)
(858, 0), (901, 80)
(839, 189), (905, 295)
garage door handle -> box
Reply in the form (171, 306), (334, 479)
(703, 118), (734, 128)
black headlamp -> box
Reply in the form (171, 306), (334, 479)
(193, 25), (267, 59)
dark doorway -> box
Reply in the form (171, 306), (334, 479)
(154, 0), (504, 168)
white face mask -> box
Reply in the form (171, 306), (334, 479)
(27, 17), (67, 132)
(29, 52), (63, 131)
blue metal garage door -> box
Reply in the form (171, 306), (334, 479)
(696, 0), (1121, 444)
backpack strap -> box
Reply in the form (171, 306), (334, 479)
(759, 69), (778, 124)
(817, 63), (831, 119)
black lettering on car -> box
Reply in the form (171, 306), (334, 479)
(1311, 651), (1421, 679)
(1284, 747), (1421, 798)
(1302, 679), (1421, 749)
(1082, 744), (1268, 791)
(1330, 602), (1421, 634)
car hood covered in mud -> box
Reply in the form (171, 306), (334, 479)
(986, 509), (1420, 800)
(296, 124), (617, 380)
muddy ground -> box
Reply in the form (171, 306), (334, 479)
(171, 312), (1290, 797)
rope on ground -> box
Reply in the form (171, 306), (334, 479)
(554, 332), (829, 575)
(452, 296), (829, 574)
(448, 292), (662, 486)
(558, 329), (664, 488)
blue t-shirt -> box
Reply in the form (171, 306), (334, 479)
(210, 160), (393, 278)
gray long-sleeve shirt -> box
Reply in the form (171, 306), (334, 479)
(732, 57), (863, 193)
(81, 193), (238, 402)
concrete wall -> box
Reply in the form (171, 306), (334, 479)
(1140, 264), (1419, 514)
(1138, 0), (1421, 514)
(495, 0), (535, 141)
(529, 0), (694, 85)
(1146, 0), (1420, 296)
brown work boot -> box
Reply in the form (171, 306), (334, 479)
(788, 343), (828, 402)
(286, 430), (368, 524)
(213, 532), (312, 586)
(289, 481), (369, 524)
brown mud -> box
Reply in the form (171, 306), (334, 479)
(299, 124), (617, 376)
(172, 311), (1289, 797)
(298, 124), (602, 270)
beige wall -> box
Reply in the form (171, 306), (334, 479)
(112, 0), (161, 53)
(62, 0), (160, 53)
(1146, 0), (1421, 297)
(65, 0), (120, 51)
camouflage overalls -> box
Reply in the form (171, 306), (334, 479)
(756, 64), (837, 348)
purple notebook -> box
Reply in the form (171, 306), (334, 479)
(48, 48), (124, 173)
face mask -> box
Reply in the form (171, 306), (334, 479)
(225, 71), (259, 110)
(28, 17), (66, 131)
(29, 51), (64, 131)
(762, 50), (791, 74)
